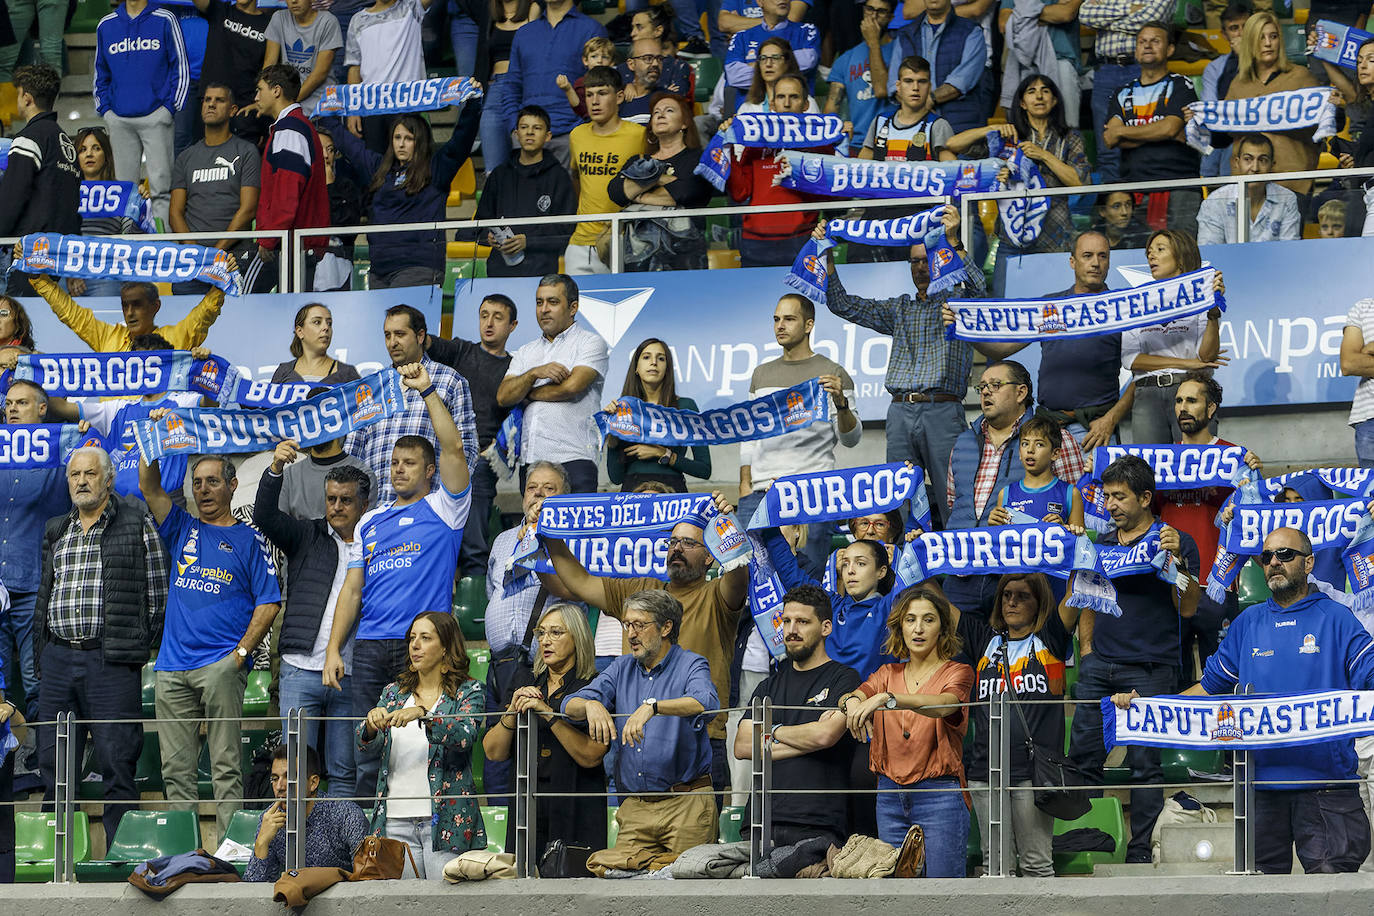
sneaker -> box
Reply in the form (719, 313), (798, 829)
(679, 37), (711, 58)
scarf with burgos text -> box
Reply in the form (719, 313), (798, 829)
(312, 76), (482, 118)
(132, 370), (405, 460)
(80, 181), (157, 234)
(785, 211), (968, 302)
(1077, 443), (1257, 532)
(745, 462), (932, 534)
(1207, 496), (1371, 602)
(694, 113), (848, 191)
(985, 130), (1049, 247)
(595, 378), (832, 447)
(11, 234), (241, 295)
(1184, 87), (1337, 155)
(1103, 691), (1374, 751)
(775, 150), (1006, 199)
(947, 267), (1223, 344)
(0, 424), (110, 468)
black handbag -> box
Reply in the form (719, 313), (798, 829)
(996, 636), (1091, 822)
(538, 839), (592, 878)
(488, 586), (551, 707)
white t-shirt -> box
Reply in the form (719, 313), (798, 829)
(343, 0), (425, 83)
(386, 695), (432, 818)
(1120, 313), (1210, 383)
(281, 532), (352, 673)
(504, 321), (609, 465)
(1348, 298), (1374, 426)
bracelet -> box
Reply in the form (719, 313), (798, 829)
(418, 384), (437, 400)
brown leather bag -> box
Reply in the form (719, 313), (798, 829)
(273, 866), (352, 906)
(348, 835), (420, 881)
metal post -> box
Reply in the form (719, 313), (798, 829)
(1229, 685), (1258, 875)
(748, 697), (764, 876)
(987, 688), (1013, 877)
(284, 708), (309, 872)
(513, 709), (538, 877)
(958, 195), (973, 255)
(1235, 177), (1249, 243)
(53, 711), (76, 883)
(608, 214), (623, 274)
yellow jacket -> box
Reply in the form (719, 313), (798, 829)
(32, 274), (225, 352)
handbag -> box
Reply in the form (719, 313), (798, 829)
(996, 635), (1091, 822)
(538, 839), (593, 878)
(488, 586), (550, 708)
(348, 835), (419, 881)
(441, 850), (517, 883)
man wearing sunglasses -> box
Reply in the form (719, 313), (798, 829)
(1113, 526), (1374, 874)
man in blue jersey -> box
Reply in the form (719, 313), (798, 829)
(140, 449), (281, 839)
(1115, 526), (1374, 874)
(322, 360), (471, 799)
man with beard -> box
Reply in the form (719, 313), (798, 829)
(1113, 526), (1374, 874)
(1159, 371), (1262, 688)
(733, 585), (859, 853)
(541, 493), (748, 798)
(618, 38), (664, 124)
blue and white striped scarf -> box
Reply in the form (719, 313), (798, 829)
(785, 213), (968, 303)
(1103, 690), (1374, 751)
(747, 462), (932, 533)
(776, 150), (1005, 199)
(1079, 443), (1257, 531)
(985, 130), (1049, 247)
(1207, 496), (1371, 601)
(11, 233), (241, 294)
(595, 378), (832, 447)
(1184, 87), (1337, 155)
(0, 424), (110, 468)
(1309, 19), (1372, 69)
(695, 113), (847, 191)
(312, 76), (482, 118)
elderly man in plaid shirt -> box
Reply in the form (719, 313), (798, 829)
(34, 446), (169, 843)
(347, 304), (479, 505)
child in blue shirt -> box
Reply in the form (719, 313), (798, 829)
(989, 414), (1083, 529)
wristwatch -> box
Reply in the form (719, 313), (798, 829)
(883, 692), (898, 709)
(234, 646), (249, 661)
(643, 698), (659, 715)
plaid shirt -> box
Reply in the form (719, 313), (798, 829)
(1079, 0), (1177, 58)
(825, 265), (982, 398)
(947, 411), (1088, 518)
(47, 499), (169, 641)
(346, 356), (479, 505)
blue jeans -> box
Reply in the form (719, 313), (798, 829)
(1063, 421), (1120, 451)
(1356, 419), (1374, 468)
(460, 458), (496, 577)
(1067, 652), (1177, 861)
(478, 74), (513, 174)
(875, 774), (968, 877)
(447, 3), (479, 78)
(173, 78), (200, 157)
(278, 660), (357, 800)
(884, 399), (966, 530)
(351, 638), (410, 800)
(1089, 62), (1139, 183)
(1, 591), (37, 715)
(738, 490), (830, 572)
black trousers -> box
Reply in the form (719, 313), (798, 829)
(1254, 786), (1371, 874)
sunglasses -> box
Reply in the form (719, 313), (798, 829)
(1259, 547), (1310, 565)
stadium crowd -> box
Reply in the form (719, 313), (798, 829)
(0, 0), (1373, 888)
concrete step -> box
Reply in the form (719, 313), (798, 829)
(1158, 821), (1233, 866)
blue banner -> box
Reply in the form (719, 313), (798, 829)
(12, 233), (241, 295)
(595, 378), (833, 447)
(0, 424), (109, 468)
(1310, 19), (1371, 69)
(312, 77), (482, 118)
(776, 150), (1003, 199)
(745, 530), (787, 661)
(79, 181), (156, 234)
(131, 370), (405, 460)
(746, 462), (931, 533)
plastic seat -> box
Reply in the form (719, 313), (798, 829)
(718, 805), (745, 843)
(1162, 748), (1224, 784)
(224, 809), (262, 849)
(689, 56), (722, 103)
(455, 575), (488, 642)
(444, 240), (492, 261)
(1236, 561), (1271, 609)
(1052, 797), (1127, 875)
(137, 731), (163, 793)
(14, 811), (91, 882)
(607, 806), (619, 847)
(466, 646), (491, 687)
(707, 249), (740, 270)
(482, 805), (508, 852)
(243, 670), (271, 717)
(75, 810), (201, 882)
(445, 158), (478, 207)
(142, 662), (156, 717)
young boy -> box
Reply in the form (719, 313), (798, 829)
(1318, 198), (1347, 239)
(565, 66), (644, 274)
(555, 36), (615, 120)
(859, 55), (954, 162)
(988, 415), (1084, 529)
(264, 0), (343, 116)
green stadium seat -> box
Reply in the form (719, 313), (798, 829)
(689, 56), (723, 104)
(75, 810), (201, 882)
(68, 0), (110, 31)
(1236, 560), (1271, 609)
(224, 809), (262, 849)
(482, 805), (508, 852)
(718, 805), (745, 843)
(1282, 23), (1306, 62)
(607, 806), (619, 847)
(1052, 797), (1127, 875)
(14, 811), (91, 882)
(467, 646), (491, 686)
(1162, 748), (1224, 784)
(137, 731), (163, 794)
(142, 662), (156, 717)
(455, 575), (488, 642)
(198, 729), (274, 799)
(243, 670), (271, 717)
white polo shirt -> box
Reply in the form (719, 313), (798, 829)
(504, 320), (609, 465)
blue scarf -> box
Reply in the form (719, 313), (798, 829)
(946, 267), (1223, 343)
(985, 130), (1049, 247)
(695, 113), (847, 191)
(311, 76), (483, 118)
(595, 378), (832, 447)
(1310, 19), (1372, 69)
(1345, 512), (1374, 614)
(1185, 87), (1337, 155)
(1207, 497), (1370, 602)
(80, 181), (156, 233)
(131, 370), (404, 460)
(11, 233), (241, 295)
(1079, 444), (1256, 533)
(1262, 467), (1374, 500)
(1103, 690), (1374, 751)
(745, 462), (932, 533)
(183, 354), (313, 408)
(924, 225), (969, 295)
(745, 531), (787, 661)
(785, 212), (964, 303)
(481, 406), (523, 479)
(776, 150), (1005, 199)
(0, 424), (110, 468)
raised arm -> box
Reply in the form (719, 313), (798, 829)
(538, 536), (610, 610)
(398, 361), (469, 494)
(137, 454), (174, 524)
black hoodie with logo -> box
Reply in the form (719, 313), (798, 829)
(470, 151), (575, 278)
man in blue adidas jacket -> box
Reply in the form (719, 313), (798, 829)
(95, 0), (189, 226)
(1115, 526), (1374, 874)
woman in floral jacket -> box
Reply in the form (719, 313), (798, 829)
(357, 611), (486, 879)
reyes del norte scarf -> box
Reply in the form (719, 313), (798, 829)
(312, 76), (483, 118)
(132, 370), (404, 460)
(1309, 18), (1372, 69)
(1184, 87), (1337, 155)
(1103, 690), (1374, 751)
(745, 462), (932, 534)
(776, 150), (1006, 199)
(1207, 496), (1371, 602)
(11, 233), (241, 295)
(784, 212), (968, 302)
(695, 113), (847, 191)
(595, 378), (833, 447)
(80, 181), (156, 234)
(946, 267), (1223, 344)
(0, 424), (109, 468)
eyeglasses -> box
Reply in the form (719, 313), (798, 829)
(631, 53), (663, 63)
(757, 53), (787, 62)
(664, 536), (703, 549)
(974, 379), (1017, 395)
(533, 627), (568, 641)
(624, 619), (660, 633)
(1259, 547), (1310, 565)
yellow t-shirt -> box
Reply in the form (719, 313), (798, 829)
(569, 120), (645, 246)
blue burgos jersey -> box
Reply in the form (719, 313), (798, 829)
(350, 483), (471, 640)
(156, 506), (281, 672)
(1201, 591), (1374, 787)
(997, 477), (1074, 523)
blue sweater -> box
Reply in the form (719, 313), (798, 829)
(1200, 590), (1374, 788)
(501, 7), (607, 137)
(95, 3), (189, 117)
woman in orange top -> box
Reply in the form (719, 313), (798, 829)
(838, 585), (973, 877)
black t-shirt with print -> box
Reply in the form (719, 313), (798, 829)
(1107, 72), (1200, 181)
(743, 659), (861, 833)
(202, 0), (272, 105)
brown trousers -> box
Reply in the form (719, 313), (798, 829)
(586, 789), (718, 874)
